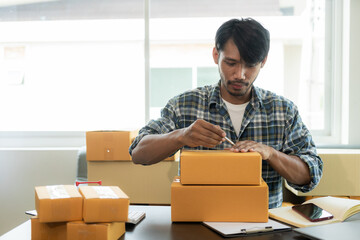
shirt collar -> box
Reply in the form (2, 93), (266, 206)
(250, 86), (263, 109)
(209, 81), (222, 108)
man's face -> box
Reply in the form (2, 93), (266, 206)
(213, 39), (266, 104)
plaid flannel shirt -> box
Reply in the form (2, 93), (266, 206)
(129, 81), (323, 208)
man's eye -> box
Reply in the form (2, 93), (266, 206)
(225, 61), (236, 66)
(246, 63), (258, 68)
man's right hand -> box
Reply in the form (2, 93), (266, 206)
(131, 119), (226, 165)
(179, 119), (226, 148)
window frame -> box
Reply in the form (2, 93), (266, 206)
(0, 0), (353, 148)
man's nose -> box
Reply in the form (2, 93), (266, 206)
(234, 64), (246, 79)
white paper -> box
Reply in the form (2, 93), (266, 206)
(203, 219), (291, 236)
(93, 186), (119, 199)
(46, 185), (70, 199)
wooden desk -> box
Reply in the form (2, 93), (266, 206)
(0, 205), (310, 240)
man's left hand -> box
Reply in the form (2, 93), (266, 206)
(229, 140), (274, 160)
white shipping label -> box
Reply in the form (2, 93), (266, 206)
(46, 185), (71, 199)
(93, 186), (119, 199)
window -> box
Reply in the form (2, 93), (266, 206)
(0, 0), (145, 132)
(0, 0), (351, 147)
(149, 0), (328, 135)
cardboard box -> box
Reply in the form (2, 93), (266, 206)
(79, 186), (129, 223)
(67, 221), (125, 240)
(35, 185), (83, 223)
(180, 150), (262, 185)
(87, 160), (179, 204)
(285, 150), (360, 196)
(171, 177), (269, 222)
(31, 217), (67, 240)
(86, 130), (138, 161)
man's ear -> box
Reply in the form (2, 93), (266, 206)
(261, 56), (268, 68)
(212, 47), (219, 64)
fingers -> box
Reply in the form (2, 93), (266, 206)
(231, 140), (256, 152)
(230, 140), (271, 160)
(193, 120), (226, 143)
(183, 119), (226, 148)
(197, 119), (226, 138)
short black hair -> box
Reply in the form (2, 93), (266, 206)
(215, 18), (270, 65)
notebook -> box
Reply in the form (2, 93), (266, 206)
(269, 197), (360, 228)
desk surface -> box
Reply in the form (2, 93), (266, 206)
(0, 205), (312, 240)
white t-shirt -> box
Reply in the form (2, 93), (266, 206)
(222, 98), (249, 136)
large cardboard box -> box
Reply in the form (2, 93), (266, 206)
(87, 160), (179, 204)
(171, 177), (269, 222)
(180, 150), (262, 185)
(79, 186), (129, 223)
(67, 221), (125, 240)
(86, 130), (138, 161)
(286, 150), (360, 196)
(35, 185), (83, 223)
(31, 217), (67, 240)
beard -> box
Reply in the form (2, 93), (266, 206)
(220, 74), (255, 97)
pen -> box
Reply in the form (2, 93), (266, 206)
(224, 136), (235, 146)
(240, 226), (273, 234)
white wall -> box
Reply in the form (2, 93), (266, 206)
(348, 0), (360, 145)
(0, 149), (78, 236)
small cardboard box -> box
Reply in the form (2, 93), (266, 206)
(35, 185), (83, 223)
(67, 221), (125, 240)
(31, 217), (67, 240)
(180, 150), (262, 185)
(86, 130), (138, 161)
(171, 176), (269, 222)
(79, 186), (129, 223)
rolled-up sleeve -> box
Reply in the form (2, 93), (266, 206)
(282, 107), (323, 192)
(129, 98), (178, 156)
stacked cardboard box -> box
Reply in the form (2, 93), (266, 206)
(171, 150), (269, 222)
(32, 185), (128, 240)
(86, 130), (139, 161)
(86, 130), (179, 204)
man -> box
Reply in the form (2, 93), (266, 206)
(129, 18), (323, 208)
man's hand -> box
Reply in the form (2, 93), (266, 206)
(229, 140), (274, 160)
(180, 119), (226, 148)
(229, 140), (311, 185)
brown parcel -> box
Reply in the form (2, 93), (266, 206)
(79, 186), (129, 223)
(180, 150), (262, 185)
(86, 130), (138, 161)
(31, 217), (67, 240)
(171, 176), (269, 222)
(35, 185), (83, 223)
(67, 221), (125, 240)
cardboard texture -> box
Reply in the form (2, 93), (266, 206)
(171, 177), (269, 222)
(87, 161), (178, 204)
(35, 185), (83, 223)
(79, 186), (129, 223)
(86, 130), (138, 161)
(67, 221), (125, 240)
(286, 151), (360, 196)
(180, 150), (262, 185)
(31, 217), (67, 240)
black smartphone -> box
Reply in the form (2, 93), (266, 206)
(292, 203), (334, 222)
